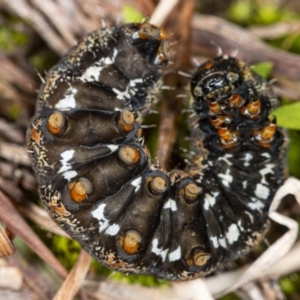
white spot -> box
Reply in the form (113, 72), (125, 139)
(219, 237), (226, 248)
(218, 154), (233, 166)
(55, 87), (77, 111)
(245, 211), (254, 223)
(58, 150), (75, 173)
(80, 64), (103, 81)
(243, 153), (253, 167)
(106, 224), (120, 236)
(91, 203), (109, 232)
(259, 164), (274, 184)
(248, 198), (264, 211)
(168, 246), (181, 262)
(226, 224), (240, 244)
(237, 220), (244, 231)
(218, 169), (233, 188)
(261, 152), (271, 159)
(107, 145), (119, 152)
(242, 181), (247, 189)
(131, 176), (142, 192)
(151, 238), (168, 261)
(63, 170), (77, 180)
(80, 49), (118, 82)
(255, 183), (270, 199)
(204, 192), (219, 210)
(163, 198), (177, 211)
(210, 236), (219, 248)
(112, 78), (143, 100)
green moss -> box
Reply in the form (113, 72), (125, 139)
(9, 104), (20, 121)
(220, 293), (240, 300)
(287, 130), (300, 179)
(122, 5), (145, 23)
(0, 26), (28, 53)
(50, 235), (81, 270)
(280, 276), (297, 295)
(228, 0), (299, 26)
(32, 225), (80, 271)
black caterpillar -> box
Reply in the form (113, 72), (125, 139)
(27, 23), (287, 280)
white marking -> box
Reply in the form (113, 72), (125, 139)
(58, 150), (75, 173)
(168, 246), (181, 262)
(55, 87), (77, 111)
(204, 192), (219, 210)
(255, 183), (270, 199)
(112, 78), (143, 100)
(243, 153), (253, 166)
(261, 152), (271, 159)
(248, 198), (264, 211)
(218, 154), (233, 166)
(131, 176), (142, 192)
(245, 211), (254, 223)
(237, 220), (244, 231)
(210, 236), (219, 248)
(242, 181), (247, 189)
(259, 164), (274, 184)
(106, 224), (120, 236)
(80, 65), (103, 81)
(226, 224), (240, 244)
(80, 49), (118, 82)
(91, 203), (109, 232)
(63, 170), (77, 180)
(163, 198), (177, 211)
(218, 169), (233, 188)
(219, 237), (226, 248)
(107, 145), (119, 152)
(151, 239), (168, 261)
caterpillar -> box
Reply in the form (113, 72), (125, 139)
(27, 23), (287, 281)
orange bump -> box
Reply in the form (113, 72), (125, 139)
(69, 178), (92, 202)
(209, 100), (221, 114)
(253, 119), (277, 147)
(241, 99), (261, 118)
(120, 230), (141, 255)
(248, 99), (261, 115)
(218, 125), (238, 149)
(48, 111), (65, 135)
(119, 109), (134, 132)
(210, 115), (225, 128)
(229, 93), (244, 107)
(118, 146), (140, 166)
(192, 250), (211, 267)
(261, 123), (276, 140)
(184, 183), (202, 203)
(149, 176), (167, 196)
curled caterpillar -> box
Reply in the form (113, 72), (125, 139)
(27, 23), (287, 280)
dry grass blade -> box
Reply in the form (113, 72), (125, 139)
(149, 0), (179, 27)
(53, 249), (91, 300)
(192, 14), (300, 80)
(0, 191), (68, 278)
(0, 226), (15, 257)
(17, 201), (69, 238)
(156, 0), (195, 168)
